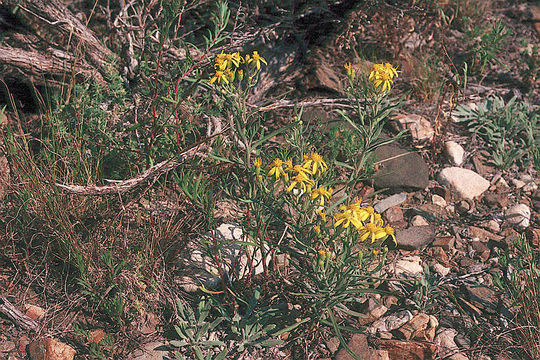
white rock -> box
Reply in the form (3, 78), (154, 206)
(505, 204), (531, 229)
(394, 255), (423, 277)
(438, 167), (490, 200)
(410, 215), (429, 226)
(484, 220), (500, 233)
(511, 178), (526, 189)
(374, 192), (407, 213)
(523, 182), (538, 193)
(435, 328), (469, 360)
(432, 194), (447, 207)
(368, 310), (413, 334)
(392, 114), (434, 142)
(433, 263), (451, 276)
(444, 141), (465, 166)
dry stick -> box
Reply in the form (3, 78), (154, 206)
(55, 145), (204, 196)
(0, 296), (38, 331)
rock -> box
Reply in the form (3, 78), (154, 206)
(28, 338), (76, 360)
(410, 215), (429, 226)
(511, 178), (526, 189)
(469, 226), (503, 242)
(438, 167), (490, 200)
(175, 223), (270, 292)
(88, 329), (105, 344)
(505, 204), (531, 229)
(25, 305), (46, 321)
(0, 341), (16, 352)
(17, 336), (30, 354)
(336, 334), (389, 360)
(391, 114), (434, 142)
(466, 285), (498, 314)
(444, 141), (465, 166)
(373, 143), (430, 191)
(431, 194), (447, 207)
(484, 220), (500, 233)
(432, 236), (455, 250)
(483, 193), (509, 208)
(396, 313), (430, 340)
(375, 193), (408, 213)
(368, 310), (414, 334)
(525, 227), (540, 247)
(435, 328), (469, 360)
(433, 263), (450, 276)
(385, 206), (404, 224)
(394, 256), (424, 277)
(396, 226), (436, 250)
(471, 240), (490, 261)
(373, 339), (437, 360)
(326, 337), (340, 354)
(129, 341), (168, 360)
(358, 298), (389, 326)
(472, 150), (496, 176)
(523, 181), (538, 193)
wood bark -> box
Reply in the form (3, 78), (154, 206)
(0, 295), (39, 331)
(4, 0), (116, 77)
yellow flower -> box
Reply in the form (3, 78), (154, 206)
(268, 158), (285, 180)
(253, 157), (262, 169)
(283, 158), (294, 172)
(334, 206), (362, 229)
(358, 222), (388, 243)
(316, 209), (327, 221)
(231, 52), (243, 67)
(318, 249), (327, 257)
(356, 206), (379, 224)
(302, 152), (327, 175)
(215, 52), (228, 70)
(368, 63), (399, 92)
(247, 51), (267, 70)
(224, 68), (235, 82)
(310, 187), (333, 206)
(344, 62), (355, 79)
(286, 172), (314, 193)
(384, 225), (397, 246)
(210, 70), (229, 85)
(314, 225), (321, 234)
(237, 69), (244, 81)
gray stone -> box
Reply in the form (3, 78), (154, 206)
(438, 167), (490, 200)
(444, 141), (465, 166)
(374, 193), (407, 213)
(505, 204), (531, 229)
(373, 144), (429, 191)
(394, 255), (424, 277)
(392, 114), (434, 142)
(368, 310), (414, 334)
(410, 215), (429, 226)
(432, 194), (447, 207)
(396, 226), (436, 250)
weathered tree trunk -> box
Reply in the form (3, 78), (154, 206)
(4, 0), (117, 78)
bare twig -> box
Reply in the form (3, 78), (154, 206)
(0, 296), (38, 331)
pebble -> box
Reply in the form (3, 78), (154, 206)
(505, 204), (531, 229)
(438, 167), (490, 200)
(432, 194), (447, 207)
(433, 263), (451, 276)
(444, 141), (465, 166)
(410, 215), (429, 226)
(394, 255), (424, 276)
(374, 193), (408, 213)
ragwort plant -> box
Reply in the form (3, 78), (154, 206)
(203, 55), (404, 357)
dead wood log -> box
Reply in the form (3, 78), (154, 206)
(0, 295), (39, 331)
(0, 44), (105, 86)
(56, 144), (208, 196)
(4, 0), (117, 79)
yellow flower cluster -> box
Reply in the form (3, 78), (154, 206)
(267, 152), (331, 196)
(210, 50), (267, 85)
(334, 198), (396, 245)
(368, 63), (400, 92)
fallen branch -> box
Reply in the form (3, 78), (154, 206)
(0, 295), (38, 331)
(0, 45), (105, 86)
(56, 145), (206, 196)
